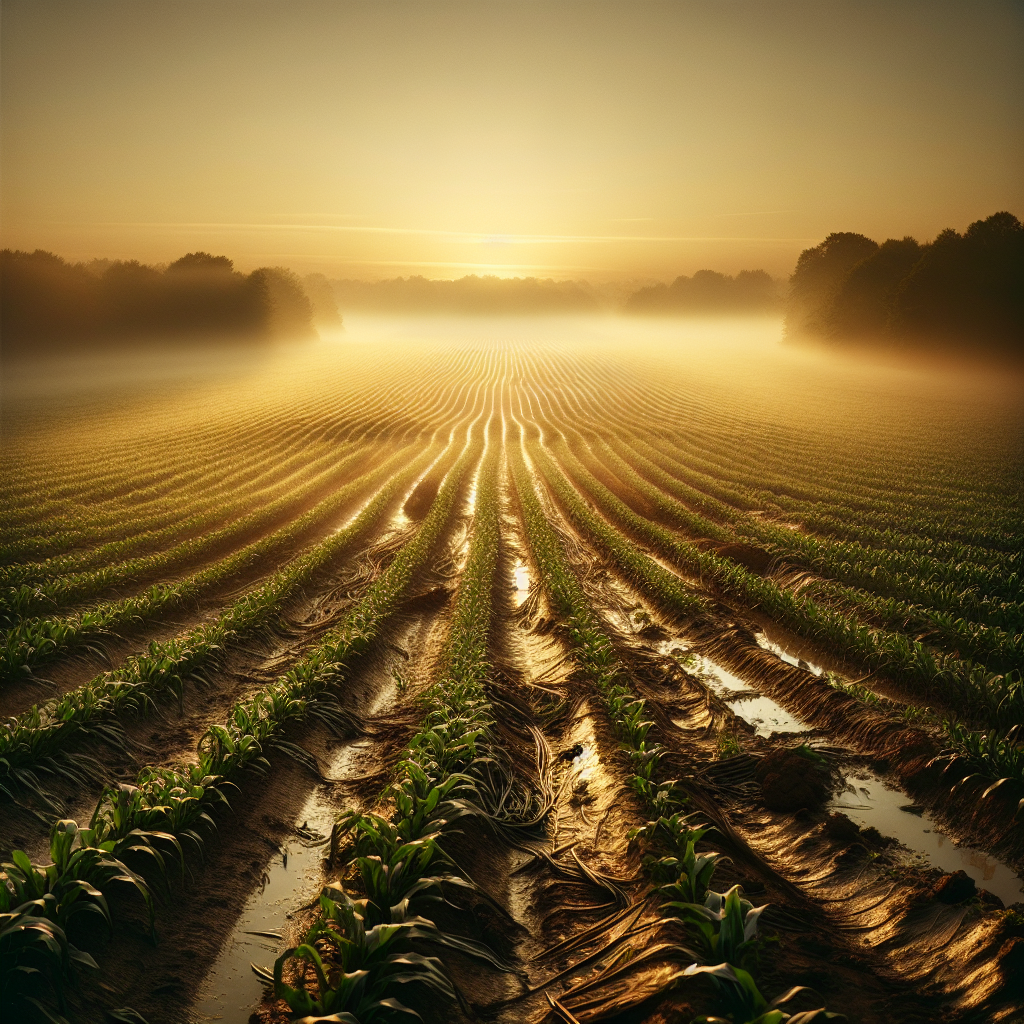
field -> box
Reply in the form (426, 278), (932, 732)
(1, 317), (1022, 1024)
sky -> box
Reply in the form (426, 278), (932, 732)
(1, 1), (1022, 282)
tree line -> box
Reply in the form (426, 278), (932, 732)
(785, 211), (1022, 360)
(0, 250), (342, 359)
(625, 268), (782, 314)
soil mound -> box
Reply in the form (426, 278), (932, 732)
(755, 746), (833, 812)
(404, 475), (440, 519)
(932, 869), (977, 904)
(714, 542), (776, 574)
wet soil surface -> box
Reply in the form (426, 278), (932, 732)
(7, 455), (1022, 1024)
(63, 524), (462, 1024)
(469, 466), (1024, 1023)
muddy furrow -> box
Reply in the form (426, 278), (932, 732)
(505, 423), (1020, 1020)
(61, 421), (491, 1023)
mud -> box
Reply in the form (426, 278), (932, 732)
(5, 346), (1021, 1024)
(493, 456), (1024, 1021)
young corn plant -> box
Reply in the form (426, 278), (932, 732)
(1, 897), (93, 1024)
(274, 445), (513, 1019)
(0, 819), (155, 1024)
(662, 885), (770, 973)
(684, 962), (845, 1024)
(272, 886), (462, 1022)
(0, 442), (483, 1023)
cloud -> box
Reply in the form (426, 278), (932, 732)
(75, 221), (818, 244)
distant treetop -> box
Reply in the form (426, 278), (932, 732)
(626, 267), (783, 314)
(166, 252), (235, 274)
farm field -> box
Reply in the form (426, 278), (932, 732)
(2, 316), (1022, 1024)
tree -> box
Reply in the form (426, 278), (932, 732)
(303, 273), (343, 327)
(889, 212), (1023, 354)
(249, 267), (317, 339)
(828, 237), (923, 339)
(785, 232), (878, 339)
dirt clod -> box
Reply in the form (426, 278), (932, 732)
(822, 812), (862, 844)
(714, 542), (775, 574)
(932, 870), (977, 904)
(755, 746), (833, 812)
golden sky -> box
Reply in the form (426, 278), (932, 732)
(2, 1), (1021, 281)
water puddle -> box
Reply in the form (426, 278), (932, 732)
(659, 643), (811, 738)
(512, 559), (531, 607)
(191, 786), (338, 1022)
(723, 693), (811, 737)
(831, 773), (1024, 907)
(192, 681), (388, 1021)
(756, 635), (823, 675)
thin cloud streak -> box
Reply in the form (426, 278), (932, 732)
(239, 257), (610, 273)
(74, 221), (819, 244)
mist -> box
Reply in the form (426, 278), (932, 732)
(2, 6), (1023, 1022)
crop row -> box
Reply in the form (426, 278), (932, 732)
(527, 444), (709, 622)
(510, 438), (839, 1023)
(552, 355), (1020, 551)
(270, 444), (509, 1018)
(0, 440), (425, 681)
(591, 359), (1017, 528)
(542, 438), (1022, 737)
(0, 441), (443, 813)
(582, 433), (1023, 659)
(1, 347), (393, 503)
(0, 429), (483, 1023)
(526, 356), (1016, 586)
(0, 347), (469, 561)
(557, 413), (1024, 796)
(0, 444), (374, 623)
(0, 428), (367, 590)
(636, 422), (1022, 553)
(600, 430), (1019, 608)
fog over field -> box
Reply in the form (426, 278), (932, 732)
(2, 3), (1022, 1024)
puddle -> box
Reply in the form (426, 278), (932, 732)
(660, 644), (811, 738)
(721, 694), (810, 737)
(193, 704), (385, 1020)
(512, 559), (531, 607)
(191, 787), (338, 1022)
(756, 635), (823, 675)
(831, 773), (1024, 907)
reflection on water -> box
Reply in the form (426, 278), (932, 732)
(726, 693), (811, 737)
(193, 738), (378, 1021)
(756, 635), (823, 675)
(659, 642), (810, 737)
(191, 790), (337, 1023)
(831, 773), (1023, 907)
(512, 559), (531, 607)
